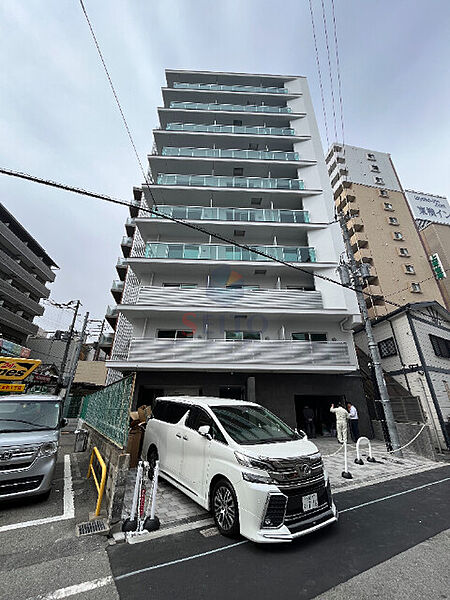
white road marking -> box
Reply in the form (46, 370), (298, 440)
(340, 475), (450, 514)
(0, 454), (74, 533)
(29, 576), (113, 600)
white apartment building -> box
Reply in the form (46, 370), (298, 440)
(106, 69), (366, 435)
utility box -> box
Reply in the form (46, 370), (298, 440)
(74, 429), (89, 453)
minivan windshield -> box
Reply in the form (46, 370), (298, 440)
(211, 405), (299, 445)
(0, 401), (61, 432)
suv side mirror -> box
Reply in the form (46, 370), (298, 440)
(198, 425), (212, 440)
(60, 418), (69, 428)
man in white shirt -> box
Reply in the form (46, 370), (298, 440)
(347, 402), (360, 442)
(330, 403), (350, 443)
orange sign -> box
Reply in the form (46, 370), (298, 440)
(0, 383), (25, 392)
(0, 358), (41, 381)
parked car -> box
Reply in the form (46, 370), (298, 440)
(0, 394), (67, 500)
(142, 396), (338, 543)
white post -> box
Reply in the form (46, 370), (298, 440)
(355, 437), (376, 464)
(341, 441), (353, 479)
(129, 462), (142, 521)
(150, 461), (160, 520)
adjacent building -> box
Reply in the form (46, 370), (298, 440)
(327, 145), (446, 319)
(0, 203), (58, 347)
(106, 69), (368, 435)
(354, 301), (450, 450)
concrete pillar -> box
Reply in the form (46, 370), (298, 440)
(247, 376), (256, 403)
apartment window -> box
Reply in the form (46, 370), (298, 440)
(410, 282), (422, 293)
(225, 331), (261, 340)
(378, 337), (397, 358)
(233, 167), (243, 176)
(248, 143), (259, 150)
(393, 231), (404, 240)
(233, 229), (245, 237)
(251, 197), (262, 206)
(398, 247), (410, 256)
(334, 145), (342, 153)
(404, 264), (415, 274)
(157, 330), (193, 339)
(162, 283), (198, 288)
(379, 189), (389, 198)
(366, 153), (376, 160)
(429, 334), (450, 359)
(383, 202), (394, 211)
(233, 119), (242, 126)
(370, 165), (380, 173)
(374, 176), (385, 185)
(292, 332), (327, 341)
(388, 217), (399, 225)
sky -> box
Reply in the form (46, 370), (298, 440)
(1, 0), (449, 335)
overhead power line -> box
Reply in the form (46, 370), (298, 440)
(330, 0), (345, 146)
(308, 0), (330, 148)
(78, 0), (154, 198)
(0, 166), (405, 308)
(320, 0), (338, 142)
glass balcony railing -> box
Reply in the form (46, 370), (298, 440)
(170, 101), (291, 114)
(144, 243), (316, 263)
(156, 174), (305, 190)
(161, 147), (299, 161)
(173, 82), (288, 94)
(148, 205), (310, 224)
(166, 123), (295, 136)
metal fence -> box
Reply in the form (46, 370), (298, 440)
(80, 374), (135, 448)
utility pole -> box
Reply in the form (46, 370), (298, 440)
(58, 300), (81, 391)
(338, 211), (403, 456)
(94, 318), (106, 361)
(64, 312), (89, 406)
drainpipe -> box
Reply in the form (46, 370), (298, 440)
(406, 307), (450, 449)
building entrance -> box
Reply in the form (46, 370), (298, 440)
(294, 395), (346, 437)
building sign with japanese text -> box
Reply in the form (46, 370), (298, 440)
(405, 190), (450, 226)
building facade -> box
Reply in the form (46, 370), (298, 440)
(327, 145), (445, 319)
(354, 302), (450, 450)
(0, 203), (57, 346)
(106, 70), (368, 435)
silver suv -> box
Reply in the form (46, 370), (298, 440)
(0, 395), (67, 500)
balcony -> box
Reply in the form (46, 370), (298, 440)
(173, 82), (288, 94)
(125, 217), (136, 236)
(350, 231), (368, 249)
(156, 174), (305, 190)
(111, 280), (124, 302)
(0, 306), (38, 337)
(161, 147), (299, 162)
(170, 101), (291, 114)
(0, 248), (50, 299)
(99, 332), (114, 347)
(354, 248), (373, 263)
(166, 123), (295, 136)
(146, 205), (310, 224)
(105, 305), (119, 328)
(116, 257), (127, 280)
(347, 217), (364, 232)
(0, 279), (44, 317)
(121, 236), (133, 258)
(124, 286), (325, 314)
(118, 339), (352, 372)
(144, 242), (316, 263)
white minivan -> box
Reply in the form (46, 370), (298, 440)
(142, 396), (338, 543)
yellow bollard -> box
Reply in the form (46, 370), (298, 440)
(87, 446), (107, 517)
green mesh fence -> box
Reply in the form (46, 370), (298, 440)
(80, 374), (135, 448)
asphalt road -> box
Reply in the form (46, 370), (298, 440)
(108, 465), (450, 600)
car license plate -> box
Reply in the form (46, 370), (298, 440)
(302, 493), (318, 512)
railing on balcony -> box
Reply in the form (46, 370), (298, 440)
(143, 242), (316, 263)
(125, 339), (351, 367)
(146, 205), (310, 224)
(156, 174), (305, 190)
(134, 286), (323, 310)
(161, 147), (299, 161)
(173, 82), (288, 94)
(165, 123), (295, 136)
(170, 101), (291, 114)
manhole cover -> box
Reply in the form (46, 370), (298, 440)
(76, 519), (109, 537)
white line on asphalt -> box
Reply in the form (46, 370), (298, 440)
(340, 476), (450, 514)
(29, 576), (114, 600)
(0, 454), (74, 533)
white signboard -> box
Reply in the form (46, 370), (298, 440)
(405, 190), (450, 225)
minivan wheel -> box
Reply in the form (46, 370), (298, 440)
(212, 479), (240, 538)
(146, 446), (158, 479)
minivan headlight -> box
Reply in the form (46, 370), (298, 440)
(39, 442), (58, 457)
(242, 472), (272, 484)
(234, 451), (271, 471)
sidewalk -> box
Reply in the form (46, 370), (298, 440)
(120, 437), (448, 533)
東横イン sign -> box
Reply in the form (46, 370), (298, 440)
(0, 358), (41, 381)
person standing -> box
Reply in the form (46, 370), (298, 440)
(347, 402), (360, 442)
(330, 403), (350, 444)
(302, 405), (316, 438)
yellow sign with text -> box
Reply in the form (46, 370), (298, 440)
(0, 358), (41, 381)
(0, 383), (25, 392)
